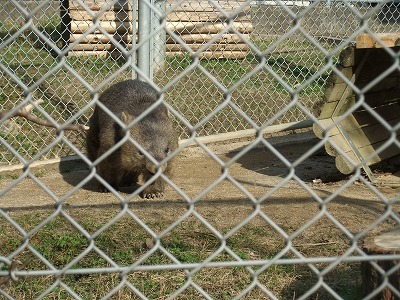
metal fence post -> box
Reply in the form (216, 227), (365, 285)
(137, 0), (152, 80)
(153, 0), (166, 75)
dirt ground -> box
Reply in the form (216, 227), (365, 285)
(2, 130), (400, 299)
(1, 130), (400, 238)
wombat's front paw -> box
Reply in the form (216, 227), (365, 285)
(98, 184), (109, 193)
(141, 186), (164, 199)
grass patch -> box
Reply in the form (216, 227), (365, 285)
(0, 209), (362, 299)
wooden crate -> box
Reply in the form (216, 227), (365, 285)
(313, 33), (400, 181)
(67, 0), (254, 59)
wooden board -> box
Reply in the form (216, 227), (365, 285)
(357, 33), (400, 49)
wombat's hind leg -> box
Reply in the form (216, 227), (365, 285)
(96, 163), (121, 193)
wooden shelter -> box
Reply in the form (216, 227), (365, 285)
(313, 33), (400, 182)
(66, 0), (254, 59)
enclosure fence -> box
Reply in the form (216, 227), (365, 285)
(1, 0), (400, 299)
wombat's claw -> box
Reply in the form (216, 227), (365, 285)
(143, 192), (164, 199)
(99, 185), (109, 193)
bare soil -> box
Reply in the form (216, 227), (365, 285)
(2, 130), (399, 237)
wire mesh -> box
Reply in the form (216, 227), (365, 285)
(1, 0), (400, 299)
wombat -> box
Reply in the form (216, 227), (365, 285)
(86, 79), (178, 198)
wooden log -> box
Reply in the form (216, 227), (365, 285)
(69, 0), (131, 11)
(70, 20), (254, 35)
(70, 10), (134, 22)
(357, 33), (400, 49)
(166, 0), (251, 13)
(70, 33), (137, 44)
(325, 141), (338, 157)
(167, 21), (254, 34)
(69, 0), (251, 13)
(313, 118), (340, 140)
(71, 33), (248, 46)
(335, 152), (356, 174)
(71, 43), (133, 51)
(70, 8), (250, 23)
(166, 43), (248, 52)
(335, 142), (400, 174)
(361, 229), (400, 299)
(67, 0), (254, 60)
(70, 21), (135, 34)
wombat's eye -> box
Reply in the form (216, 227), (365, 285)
(165, 147), (171, 155)
(138, 150), (144, 157)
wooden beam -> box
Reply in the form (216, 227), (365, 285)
(356, 33), (400, 49)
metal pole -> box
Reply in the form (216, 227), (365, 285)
(137, 0), (151, 80)
(153, 0), (166, 76)
(131, 0), (137, 80)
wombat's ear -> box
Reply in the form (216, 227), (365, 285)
(120, 111), (133, 124)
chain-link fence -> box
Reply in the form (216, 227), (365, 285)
(1, 0), (400, 299)
(1, 0), (400, 165)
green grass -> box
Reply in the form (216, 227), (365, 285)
(0, 209), (363, 299)
(0, 15), (332, 165)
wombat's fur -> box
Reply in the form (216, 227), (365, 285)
(86, 79), (178, 198)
